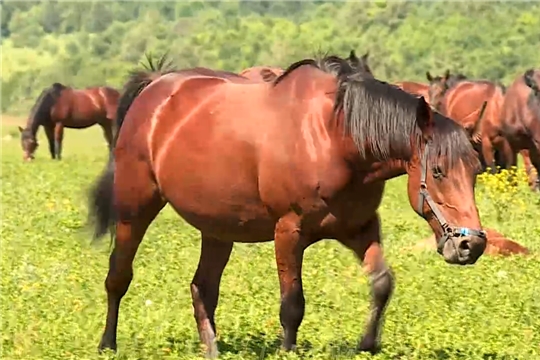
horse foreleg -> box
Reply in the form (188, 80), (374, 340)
(481, 137), (497, 174)
(98, 163), (165, 353)
(190, 236), (233, 359)
(54, 123), (64, 160)
(526, 147), (540, 192)
(274, 214), (308, 351)
(520, 149), (538, 190)
(337, 214), (394, 354)
(44, 125), (56, 159)
(501, 138), (517, 169)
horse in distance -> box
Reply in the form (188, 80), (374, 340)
(426, 70), (508, 173)
(499, 68), (540, 190)
(238, 49), (372, 83)
(18, 83), (120, 161)
(88, 53), (487, 358)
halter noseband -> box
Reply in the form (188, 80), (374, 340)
(417, 143), (486, 254)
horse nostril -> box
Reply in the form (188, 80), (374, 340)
(458, 240), (471, 256)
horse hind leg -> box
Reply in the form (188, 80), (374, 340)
(527, 146), (540, 191)
(190, 235), (233, 358)
(98, 160), (166, 352)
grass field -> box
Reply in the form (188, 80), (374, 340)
(1, 115), (539, 360)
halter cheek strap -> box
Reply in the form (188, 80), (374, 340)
(416, 143), (486, 254)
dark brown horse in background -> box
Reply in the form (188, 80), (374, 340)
(499, 68), (540, 190)
(18, 83), (120, 161)
(88, 54), (487, 358)
(426, 70), (507, 173)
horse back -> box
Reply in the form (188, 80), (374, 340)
(444, 81), (501, 128)
(394, 81), (429, 99)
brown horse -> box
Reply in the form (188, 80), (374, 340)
(426, 70), (507, 173)
(88, 54), (487, 358)
(18, 83), (120, 161)
(499, 68), (540, 190)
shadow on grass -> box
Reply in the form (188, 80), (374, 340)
(217, 332), (314, 359)
(323, 340), (516, 360)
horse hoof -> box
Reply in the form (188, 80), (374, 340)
(282, 344), (298, 352)
(98, 340), (117, 354)
(357, 336), (381, 355)
(205, 344), (219, 359)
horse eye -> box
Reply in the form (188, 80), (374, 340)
(432, 166), (444, 179)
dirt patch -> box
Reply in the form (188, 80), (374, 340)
(1, 115), (25, 127)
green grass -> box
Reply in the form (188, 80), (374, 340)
(1, 119), (539, 360)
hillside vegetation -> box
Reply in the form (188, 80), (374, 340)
(1, 1), (539, 115)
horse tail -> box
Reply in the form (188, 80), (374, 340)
(88, 52), (176, 243)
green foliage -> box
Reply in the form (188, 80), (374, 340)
(1, 1), (539, 114)
(1, 121), (539, 359)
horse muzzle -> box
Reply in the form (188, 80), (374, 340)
(437, 230), (487, 265)
(23, 152), (35, 162)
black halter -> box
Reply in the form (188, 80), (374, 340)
(417, 143), (486, 254)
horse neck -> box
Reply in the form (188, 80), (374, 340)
(26, 91), (57, 136)
(335, 127), (413, 183)
(25, 111), (42, 137)
(361, 158), (408, 183)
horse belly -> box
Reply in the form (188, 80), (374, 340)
(155, 131), (276, 242)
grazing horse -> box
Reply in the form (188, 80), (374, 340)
(499, 69), (540, 190)
(18, 83), (120, 161)
(88, 54), (487, 358)
(426, 70), (507, 173)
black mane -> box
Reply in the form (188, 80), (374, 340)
(273, 54), (478, 169)
(25, 83), (66, 136)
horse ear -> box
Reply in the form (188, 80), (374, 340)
(348, 50), (360, 66)
(426, 71), (433, 82)
(361, 51), (369, 61)
(18, 126), (24, 133)
(443, 69), (450, 80)
(416, 96), (434, 140)
(260, 68), (278, 82)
